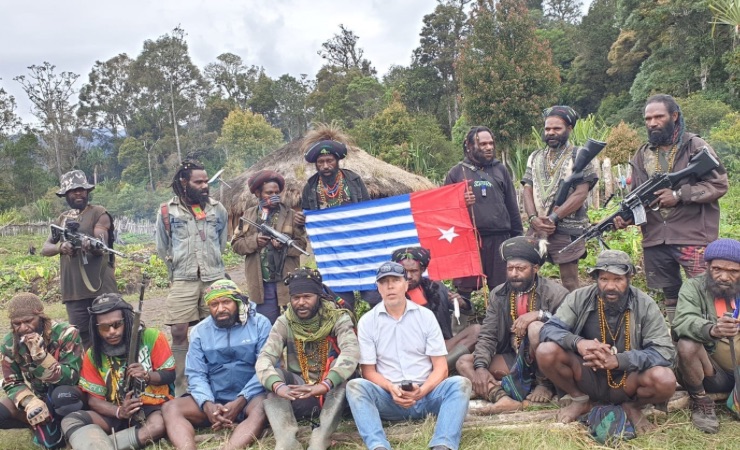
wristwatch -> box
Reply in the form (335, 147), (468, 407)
(528, 214), (537, 223)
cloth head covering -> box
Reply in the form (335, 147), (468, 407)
(284, 268), (325, 296)
(88, 293), (133, 316)
(391, 247), (431, 269)
(203, 279), (245, 306)
(587, 250), (635, 277)
(376, 261), (406, 281)
(56, 170), (94, 197)
(543, 105), (579, 128)
(8, 293), (45, 320)
(704, 238), (740, 264)
(304, 140), (347, 163)
(500, 236), (547, 266)
(247, 170), (285, 194)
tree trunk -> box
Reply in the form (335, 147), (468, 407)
(170, 80), (182, 164)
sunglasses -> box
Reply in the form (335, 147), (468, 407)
(97, 320), (124, 333)
(377, 263), (406, 276)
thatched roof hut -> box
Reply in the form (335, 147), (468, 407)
(218, 139), (437, 233)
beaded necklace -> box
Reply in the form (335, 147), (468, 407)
(295, 337), (329, 384)
(597, 297), (631, 389)
(509, 281), (537, 348)
(653, 144), (678, 174)
(318, 171), (349, 208)
(535, 145), (572, 209)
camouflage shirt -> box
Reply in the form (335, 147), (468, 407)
(1, 321), (83, 405)
(256, 312), (359, 391)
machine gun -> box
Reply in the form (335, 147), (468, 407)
(560, 147), (720, 253)
(240, 217), (309, 256)
(121, 275), (149, 423)
(547, 138), (607, 215)
(51, 222), (126, 264)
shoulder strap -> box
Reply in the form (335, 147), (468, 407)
(160, 203), (171, 236)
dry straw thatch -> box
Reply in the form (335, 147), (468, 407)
(218, 125), (436, 233)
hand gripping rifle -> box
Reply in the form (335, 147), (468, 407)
(547, 138), (607, 215)
(122, 275), (149, 423)
(240, 217), (309, 256)
(560, 147), (719, 253)
(51, 221), (126, 264)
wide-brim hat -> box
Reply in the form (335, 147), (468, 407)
(56, 170), (94, 197)
(587, 250), (635, 277)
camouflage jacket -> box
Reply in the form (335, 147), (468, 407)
(1, 321), (83, 405)
(256, 312), (359, 391)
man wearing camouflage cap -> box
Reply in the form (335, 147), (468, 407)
(1, 293), (85, 448)
(41, 170), (118, 348)
(538, 250), (676, 435)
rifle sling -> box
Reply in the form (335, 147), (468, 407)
(460, 161), (499, 186)
(77, 253), (105, 293)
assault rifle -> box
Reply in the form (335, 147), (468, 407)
(122, 275), (149, 423)
(240, 217), (309, 256)
(51, 222), (126, 264)
(560, 147), (719, 253)
(547, 138), (607, 215)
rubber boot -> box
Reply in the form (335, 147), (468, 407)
(446, 344), (470, 373)
(111, 426), (142, 450)
(67, 424), (115, 450)
(172, 344), (188, 397)
(308, 383), (347, 450)
(264, 396), (302, 450)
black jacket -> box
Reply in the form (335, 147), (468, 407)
(301, 169), (370, 210)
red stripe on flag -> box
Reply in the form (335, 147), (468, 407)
(409, 183), (483, 280)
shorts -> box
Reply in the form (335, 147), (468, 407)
(165, 280), (210, 326)
(576, 357), (632, 405)
(703, 337), (738, 393)
(526, 229), (585, 265)
(643, 244), (706, 290)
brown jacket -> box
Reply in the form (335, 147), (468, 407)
(630, 133), (728, 247)
(231, 204), (307, 306)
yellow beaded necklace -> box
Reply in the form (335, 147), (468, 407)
(654, 144), (678, 174)
(295, 338), (329, 385)
(509, 284), (537, 348)
(597, 297), (631, 389)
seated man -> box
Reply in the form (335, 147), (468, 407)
(673, 238), (740, 434)
(161, 280), (271, 450)
(391, 247), (480, 369)
(256, 268), (359, 450)
(62, 293), (175, 450)
(537, 250), (676, 434)
(346, 262), (471, 450)
(1, 293), (84, 449)
(456, 236), (568, 412)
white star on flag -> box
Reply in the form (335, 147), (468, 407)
(438, 226), (459, 243)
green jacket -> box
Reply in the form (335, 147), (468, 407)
(672, 274), (721, 349)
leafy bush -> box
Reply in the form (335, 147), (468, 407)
(604, 121), (642, 165)
(678, 93), (733, 137)
(709, 112), (740, 178)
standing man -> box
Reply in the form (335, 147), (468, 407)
(256, 268), (359, 450)
(41, 170), (118, 348)
(444, 126), (523, 297)
(673, 238), (740, 434)
(537, 250), (676, 434)
(346, 262), (471, 450)
(161, 280), (271, 450)
(155, 160), (228, 396)
(62, 293), (175, 450)
(297, 126), (378, 309)
(390, 246), (480, 370)
(232, 170), (307, 324)
(522, 106), (598, 292)
(614, 94), (728, 323)
(456, 236), (568, 413)
(1, 293), (85, 448)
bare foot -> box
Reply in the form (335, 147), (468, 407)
(623, 402), (655, 435)
(556, 397), (591, 423)
(526, 384), (554, 403)
(479, 395), (523, 415)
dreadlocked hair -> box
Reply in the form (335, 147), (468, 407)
(88, 307), (141, 368)
(301, 122), (354, 154)
(171, 159), (205, 200)
(463, 126), (496, 153)
(646, 94), (686, 149)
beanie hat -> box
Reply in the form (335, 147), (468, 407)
(705, 238), (740, 264)
(7, 293), (44, 320)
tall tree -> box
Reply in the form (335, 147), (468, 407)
(204, 53), (261, 109)
(543, 0), (583, 23)
(457, 0), (560, 143)
(78, 54), (134, 136)
(215, 109), (283, 174)
(14, 62), (80, 177)
(318, 25), (376, 76)
(272, 74), (313, 141)
(0, 81), (21, 136)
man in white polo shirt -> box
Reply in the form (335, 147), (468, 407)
(346, 261), (471, 450)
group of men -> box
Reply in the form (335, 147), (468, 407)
(0, 91), (735, 449)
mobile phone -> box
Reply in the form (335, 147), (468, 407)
(400, 381), (414, 392)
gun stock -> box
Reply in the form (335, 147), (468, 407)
(123, 275), (148, 423)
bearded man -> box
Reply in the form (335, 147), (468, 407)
(161, 280), (271, 450)
(673, 238), (740, 434)
(256, 268), (359, 450)
(41, 170), (118, 348)
(537, 250), (676, 435)
(390, 247), (480, 370)
(232, 170), (307, 324)
(614, 94), (728, 323)
(522, 106), (598, 292)
(456, 236), (568, 413)
(155, 160), (228, 395)
(61, 293), (175, 450)
(444, 126), (523, 296)
(1, 293), (84, 449)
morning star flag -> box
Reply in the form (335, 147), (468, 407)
(304, 182), (483, 292)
